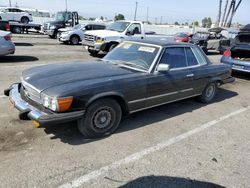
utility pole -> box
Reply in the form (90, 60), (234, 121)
(65, 0), (68, 12)
(160, 16), (163, 25)
(134, 2), (138, 21)
(9, 0), (12, 7)
(146, 7), (149, 23)
(221, 0), (229, 27)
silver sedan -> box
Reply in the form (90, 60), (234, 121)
(0, 30), (15, 56)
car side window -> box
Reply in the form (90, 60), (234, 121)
(160, 47), (187, 69)
(127, 23), (141, 34)
(85, 25), (92, 30)
(191, 47), (207, 65)
(185, 47), (199, 66)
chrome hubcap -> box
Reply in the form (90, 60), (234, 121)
(93, 107), (113, 129)
(206, 85), (215, 99)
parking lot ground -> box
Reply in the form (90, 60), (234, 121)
(0, 34), (250, 188)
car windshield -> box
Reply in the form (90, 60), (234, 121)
(103, 42), (160, 71)
(106, 22), (130, 32)
(56, 12), (66, 21)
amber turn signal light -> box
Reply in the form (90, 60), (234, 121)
(57, 97), (73, 112)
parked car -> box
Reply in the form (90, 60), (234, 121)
(0, 30), (15, 56)
(174, 32), (192, 43)
(59, 23), (106, 45)
(82, 20), (171, 55)
(221, 24), (250, 73)
(0, 20), (10, 31)
(5, 40), (234, 138)
(0, 7), (33, 23)
(190, 30), (236, 54)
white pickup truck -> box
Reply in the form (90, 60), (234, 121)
(82, 20), (171, 55)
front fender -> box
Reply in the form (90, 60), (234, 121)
(86, 91), (126, 107)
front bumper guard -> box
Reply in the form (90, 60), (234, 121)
(5, 84), (85, 126)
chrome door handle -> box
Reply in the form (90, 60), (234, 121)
(186, 74), (194, 78)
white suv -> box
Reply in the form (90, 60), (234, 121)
(0, 8), (33, 24)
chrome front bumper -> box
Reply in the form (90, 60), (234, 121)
(6, 84), (85, 126)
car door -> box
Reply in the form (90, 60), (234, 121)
(12, 9), (21, 22)
(3, 8), (13, 21)
(186, 46), (210, 94)
(125, 23), (144, 40)
(145, 47), (195, 107)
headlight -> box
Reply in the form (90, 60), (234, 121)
(96, 37), (105, 43)
(41, 94), (73, 112)
(50, 25), (56, 30)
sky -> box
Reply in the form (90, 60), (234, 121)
(0, 0), (249, 24)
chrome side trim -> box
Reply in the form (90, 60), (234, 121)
(130, 93), (201, 114)
(128, 88), (193, 104)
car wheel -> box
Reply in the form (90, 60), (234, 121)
(21, 17), (29, 24)
(12, 26), (22, 34)
(77, 98), (122, 138)
(52, 31), (58, 39)
(199, 82), (217, 103)
(88, 48), (99, 55)
(70, 35), (80, 45)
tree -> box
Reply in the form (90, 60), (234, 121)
(114, 14), (125, 21)
(100, 16), (104, 20)
(215, 0), (222, 27)
(174, 21), (180, 25)
(202, 17), (212, 28)
(193, 21), (199, 27)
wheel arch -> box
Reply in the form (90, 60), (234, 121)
(85, 92), (129, 115)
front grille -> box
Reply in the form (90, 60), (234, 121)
(21, 81), (41, 104)
(84, 34), (96, 43)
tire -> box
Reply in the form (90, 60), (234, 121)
(199, 82), (217, 103)
(21, 17), (29, 24)
(88, 48), (99, 55)
(109, 43), (118, 52)
(70, 35), (80, 45)
(12, 26), (22, 34)
(77, 98), (122, 138)
(52, 30), (58, 39)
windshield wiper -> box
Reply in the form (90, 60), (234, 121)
(113, 60), (148, 71)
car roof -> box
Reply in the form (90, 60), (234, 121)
(125, 39), (196, 47)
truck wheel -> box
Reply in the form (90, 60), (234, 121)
(77, 98), (122, 138)
(70, 35), (80, 45)
(199, 82), (217, 103)
(12, 26), (22, 34)
(21, 17), (29, 24)
(52, 31), (58, 39)
(88, 48), (99, 55)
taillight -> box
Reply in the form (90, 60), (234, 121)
(4, 35), (11, 41)
(5, 23), (10, 31)
(223, 50), (231, 57)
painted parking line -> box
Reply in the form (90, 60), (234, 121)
(0, 95), (7, 98)
(59, 106), (250, 188)
(0, 63), (46, 68)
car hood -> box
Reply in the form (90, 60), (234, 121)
(84, 30), (121, 38)
(21, 61), (136, 92)
(59, 27), (72, 32)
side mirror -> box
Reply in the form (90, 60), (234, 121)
(158, 64), (170, 72)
